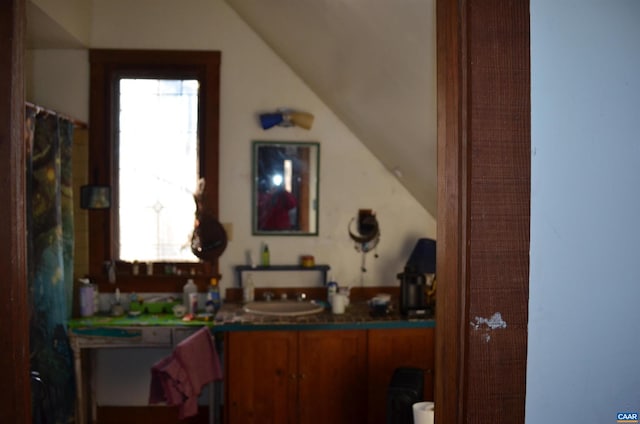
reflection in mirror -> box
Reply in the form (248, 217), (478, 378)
(253, 141), (319, 235)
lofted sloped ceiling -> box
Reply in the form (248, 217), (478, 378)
(225, 0), (438, 217)
(26, 1), (86, 49)
(26, 0), (438, 217)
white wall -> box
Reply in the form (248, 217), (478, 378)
(528, 1), (640, 422)
(26, 49), (89, 123)
(27, 0), (435, 405)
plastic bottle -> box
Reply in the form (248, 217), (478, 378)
(243, 274), (255, 302)
(206, 277), (221, 314)
(261, 244), (270, 266)
(78, 278), (95, 317)
(327, 280), (338, 307)
(183, 279), (197, 310)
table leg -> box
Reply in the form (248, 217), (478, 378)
(71, 339), (86, 424)
(208, 381), (214, 424)
(89, 349), (97, 424)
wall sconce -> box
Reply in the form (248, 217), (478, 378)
(80, 185), (111, 209)
(259, 109), (314, 130)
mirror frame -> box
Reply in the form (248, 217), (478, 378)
(252, 141), (320, 236)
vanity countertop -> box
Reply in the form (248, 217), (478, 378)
(211, 300), (435, 332)
(68, 285), (435, 333)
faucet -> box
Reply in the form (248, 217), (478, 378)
(297, 292), (307, 302)
(262, 291), (274, 301)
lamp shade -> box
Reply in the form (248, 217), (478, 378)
(288, 112), (314, 130)
(405, 238), (436, 274)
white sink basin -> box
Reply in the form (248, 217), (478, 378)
(243, 300), (325, 317)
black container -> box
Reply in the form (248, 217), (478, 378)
(387, 367), (425, 424)
(398, 238), (435, 317)
(398, 271), (428, 317)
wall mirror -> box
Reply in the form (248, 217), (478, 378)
(252, 141), (319, 235)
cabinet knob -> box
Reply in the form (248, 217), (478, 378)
(299, 373), (306, 380)
(289, 373), (296, 380)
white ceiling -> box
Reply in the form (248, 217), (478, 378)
(26, 1), (85, 49)
(26, 0), (438, 216)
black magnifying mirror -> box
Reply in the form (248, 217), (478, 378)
(252, 141), (319, 235)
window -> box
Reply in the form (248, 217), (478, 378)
(88, 50), (221, 286)
(118, 78), (199, 262)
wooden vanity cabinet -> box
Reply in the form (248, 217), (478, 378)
(225, 329), (367, 424)
(225, 331), (298, 423)
(367, 328), (435, 424)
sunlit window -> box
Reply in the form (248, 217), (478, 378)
(118, 79), (199, 262)
(88, 49), (220, 279)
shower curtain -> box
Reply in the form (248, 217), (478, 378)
(26, 105), (76, 424)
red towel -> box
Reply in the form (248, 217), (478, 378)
(149, 327), (222, 419)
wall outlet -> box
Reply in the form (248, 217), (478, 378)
(222, 222), (233, 241)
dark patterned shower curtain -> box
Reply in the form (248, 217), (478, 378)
(26, 105), (76, 424)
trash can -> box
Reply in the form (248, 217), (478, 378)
(387, 367), (424, 424)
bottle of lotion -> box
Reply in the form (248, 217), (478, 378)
(183, 279), (197, 310)
(261, 244), (270, 266)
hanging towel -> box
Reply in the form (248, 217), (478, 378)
(149, 327), (222, 419)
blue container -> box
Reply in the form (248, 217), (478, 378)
(259, 113), (283, 129)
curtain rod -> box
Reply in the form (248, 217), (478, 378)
(25, 102), (88, 129)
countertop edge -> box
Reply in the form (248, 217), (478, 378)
(211, 318), (435, 332)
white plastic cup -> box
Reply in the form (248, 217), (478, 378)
(412, 401), (434, 424)
(332, 293), (346, 314)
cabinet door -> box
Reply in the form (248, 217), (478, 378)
(298, 330), (368, 424)
(226, 331), (298, 424)
(367, 328), (435, 424)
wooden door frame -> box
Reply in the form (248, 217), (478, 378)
(0, 0), (31, 423)
(1, 0), (530, 422)
(435, 0), (530, 423)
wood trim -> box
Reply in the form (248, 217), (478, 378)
(97, 405), (211, 424)
(435, 0), (468, 422)
(0, 1), (31, 423)
(436, 0), (530, 423)
(88, 50), (221, 287)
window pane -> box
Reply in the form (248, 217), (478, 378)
(118, 78), (199, 262)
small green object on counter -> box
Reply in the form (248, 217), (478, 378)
(129, 300), (181, 314)
(261, 244), (270, 266)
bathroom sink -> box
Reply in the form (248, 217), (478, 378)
(243, 300), (325, 317)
